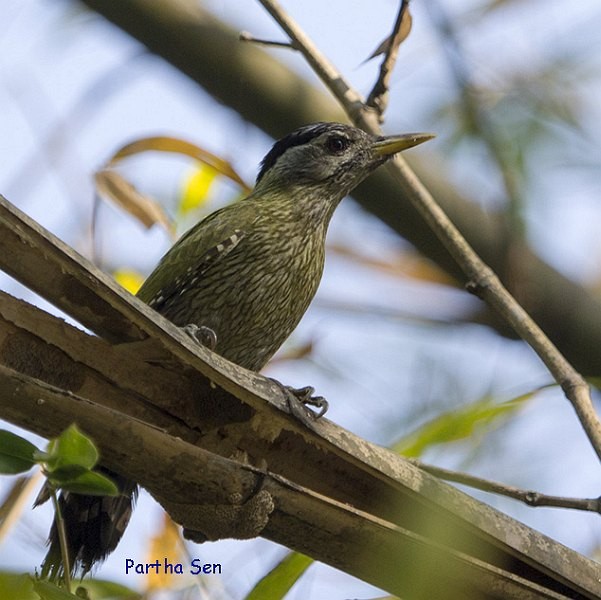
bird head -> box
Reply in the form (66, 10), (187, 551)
(255, 122), (433, 200)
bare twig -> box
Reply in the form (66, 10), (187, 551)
(410, 459), (601, 514)
(257, 0), (368, 125)
(50, 489), (72, 591)
(239, 31), (296, 50)
(366, 0), (412, 118)
(256, 0), (601, 462)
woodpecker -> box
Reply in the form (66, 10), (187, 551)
(42, 122), (433, 578)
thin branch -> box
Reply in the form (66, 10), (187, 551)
(257, 0), (368, 125)
(239, 31), (297, 50)
(410, 460), (601, 514)
(366, 0), (412, 118)
(256, 0), (601, 462)
(50, 489), (72, 592)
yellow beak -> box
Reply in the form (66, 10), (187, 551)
(372, 132), (435, 157)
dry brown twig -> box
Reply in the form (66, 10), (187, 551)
(254, 0), (601, 464)
(366, 0), (413, 118)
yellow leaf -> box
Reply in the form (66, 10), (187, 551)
(145, 513), (185, 592)
(113, 269), (145, 295)
(94, 169), (175, 237)
(179, 164), (219, 215)
(105, 135), (251, 192)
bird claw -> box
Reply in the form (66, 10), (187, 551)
(182, 324), (217, 350)
(269, 379), (329, 425)
(288, 385), (329, 418)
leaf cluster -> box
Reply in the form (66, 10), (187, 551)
(0, 425), (117, 498)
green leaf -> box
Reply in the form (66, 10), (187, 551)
(393, 392), (535, 458)
(32, 578), (81, 599)
(55, 471), (119, 497)
(44, 425), (99, 473)
(244, 551), (313, 600)
(45, 465), (89, 483)
(0, 430), (39, 474)
(72, 579), (141, 599)
(0, 572), (36, 600)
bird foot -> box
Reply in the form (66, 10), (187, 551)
(182, 324), (217, 350)
(269, 379), (328, 425)
(290, 385), (329, 417)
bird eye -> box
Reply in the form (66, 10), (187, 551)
(326, 136), (349, 154)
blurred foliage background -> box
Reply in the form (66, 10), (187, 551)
(0, 0), (600, 598)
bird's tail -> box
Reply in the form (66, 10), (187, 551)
(40, 470), (137, 580)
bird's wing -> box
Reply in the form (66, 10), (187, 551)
(136, 202), (252, 310)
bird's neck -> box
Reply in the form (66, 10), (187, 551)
(251, 183), (343, 227)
